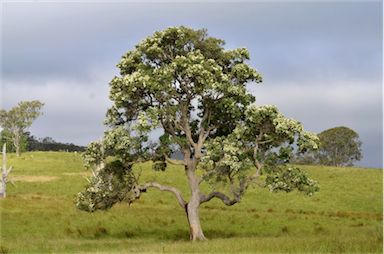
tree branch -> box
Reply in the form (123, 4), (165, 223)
(6, 166), (12, 175)
(203, 125), (218, 140)
(251, 133), (264, 180)
(258, 139), (274, 145)
(160, 116), (176, 137)
(195, 110), (218, 159)
(184, 122), (196, 149)
(138, 182), (187, 208)
(179, 102), (196, 149)
(197, 109), (211, 145)
(199, 191), (240, 206)
(164, 154), (186, 166)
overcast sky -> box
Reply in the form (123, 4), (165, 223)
(1, 1), (382, 168)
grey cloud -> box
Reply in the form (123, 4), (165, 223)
(2, 2), (381, 83)
(1, 2), (382, 168)
(1, 79), (112, 145)
(250, 81), (382, 168)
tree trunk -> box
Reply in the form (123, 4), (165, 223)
(13, 131), (20, 157)
(15, 145), (20, 157)
(186, 194), (206, 240)
(185, 160), (206, 240)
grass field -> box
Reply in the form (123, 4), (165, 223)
(0, 152), (382, 253)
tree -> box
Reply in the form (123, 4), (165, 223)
(316, 126), (362, 167)
(76, 27), (319, 240)
(0, 129), (29, 153)
(0, 101), (44, 156)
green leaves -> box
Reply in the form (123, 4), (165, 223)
(0, 100), (44, 133)
(132, 107), (160, 133)
(103, 127), (133, 156)
(243, 104), (319, 152)
(201, 103), (319, 196)
(316, 126), (361, 166)
(76, 160), (138, 212)
(82, 141), (104, 169)
(109, 26), (262, 143)
(0, 100), (44, 155)
(265, 166), (319, 196)
(77, 26), (320, 214)
(202, 135), (252, 174)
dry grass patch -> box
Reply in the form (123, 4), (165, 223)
(62, 172), (90, 177)
(18, 193), (51, 200)
(13, 175), (59, 182)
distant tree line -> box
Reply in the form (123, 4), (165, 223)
(0, 130), (85, 153)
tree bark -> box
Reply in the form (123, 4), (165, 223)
(0, 144), (9, 198)
(175, 104), (210, 240)
(15, 145), (20, 157)
(138, 182), (186, 209)
(186, 196), (206, 240)
(13, 131), (20, 157)
(185, 160), (206, 241)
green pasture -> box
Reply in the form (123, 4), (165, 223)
(0, 152), (382, 253)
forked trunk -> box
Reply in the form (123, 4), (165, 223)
(186, 195), (206, 241)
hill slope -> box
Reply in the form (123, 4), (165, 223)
(0, 152), (382, 253)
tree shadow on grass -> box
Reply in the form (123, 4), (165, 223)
(103, 229), (190, 241)
(77, 226), (260, 241)
(138, 229), (259, 241)
(204, 230), (260, 239)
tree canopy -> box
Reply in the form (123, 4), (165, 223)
(0, 101), (44, 156)
(76, 27), (319, 240)
(317, 126), (362, 167)
(293, 126), (363, 167)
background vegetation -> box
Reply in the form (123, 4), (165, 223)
(294, 126), (363, 167)
(0, 152), (382, 253)
(0, 131), (85, 153)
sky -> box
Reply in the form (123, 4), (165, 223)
(0, 1), (382, 168)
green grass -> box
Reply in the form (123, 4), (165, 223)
(0, 152), (382, 253)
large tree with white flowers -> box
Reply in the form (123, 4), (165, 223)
(76, 27), (319, 241)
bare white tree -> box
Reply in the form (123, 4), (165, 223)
(0, 144), (13, 198)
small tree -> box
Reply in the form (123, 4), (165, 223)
(76, 27), (319, 240)
(0, 129), (29, 153)
(0, 101), (44, 156)
(317, 126), (362, 167)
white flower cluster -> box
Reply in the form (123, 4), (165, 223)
(75, 160), (138, 212)
(265, 166), (319, 196)
(103, 127), (132, 152)
(132, 107), (160, 133)
(245, 104), (278, 124)
(82, 141), (104, 169)
(244, 104), (319, 152)
(202, 134), (252, 180)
